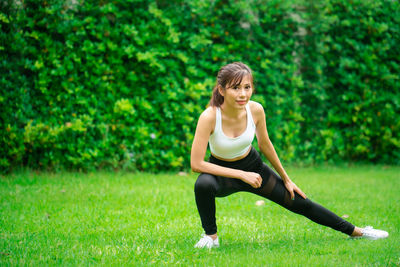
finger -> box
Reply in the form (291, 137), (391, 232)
(295, 187), (307, 199)
(295, 186), (307, 199)
(289, 189), (295, 200)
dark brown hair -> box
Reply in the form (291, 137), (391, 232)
(209, 62), (254, 107)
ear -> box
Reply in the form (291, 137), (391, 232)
(217, 85), (225, 97)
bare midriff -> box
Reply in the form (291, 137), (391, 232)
(210, 146), (252, 162)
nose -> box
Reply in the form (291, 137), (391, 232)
(239, 88), (246, 96)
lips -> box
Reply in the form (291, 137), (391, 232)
(236, 100), (247, 105)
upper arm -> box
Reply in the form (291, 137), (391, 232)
(190, 108), (215, 169)
(250, 101), (270, 147)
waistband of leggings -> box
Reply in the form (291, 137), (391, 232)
(209, 146), (260, 168)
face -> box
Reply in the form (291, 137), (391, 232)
(219, 75), (253, 109)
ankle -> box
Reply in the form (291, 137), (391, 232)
(208, 233), (218, 240)
(351, 227), (363, 237)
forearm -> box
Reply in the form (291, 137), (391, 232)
(259, 141), (290, 182)
(191, 160), (244, 180)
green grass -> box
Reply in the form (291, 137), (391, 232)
(1, 165), (400, 266)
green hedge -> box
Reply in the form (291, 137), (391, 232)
(299, 0), (400, 163)
(1, 0), (399, 173)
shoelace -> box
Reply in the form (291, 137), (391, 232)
(362, 226), (373, 232)
(195, 236), (214, 248)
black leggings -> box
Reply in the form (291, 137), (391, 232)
(194, 147), (355, 236)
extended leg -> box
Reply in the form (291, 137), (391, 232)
(251, 163), (355, 235)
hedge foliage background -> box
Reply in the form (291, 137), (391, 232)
(1, 0), (399, 173)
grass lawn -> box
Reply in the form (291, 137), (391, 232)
(1, 165), (399, 266)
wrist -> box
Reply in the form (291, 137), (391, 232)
(281, 175), (290, 183)
(237, 170), (246, 180)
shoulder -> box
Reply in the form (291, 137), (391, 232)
(249, 101), (265, 118)
(197, 106), (217, 132)
(199, 106), (217, 122)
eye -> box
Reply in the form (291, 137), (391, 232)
(232, 86), (239, 90)
(245, 85), (251, 90)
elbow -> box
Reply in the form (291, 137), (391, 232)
(190, 160), (202, 173)
(258, 138), (271, 150)
(258, 141), (267, 151)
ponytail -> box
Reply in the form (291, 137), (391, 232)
(209, 85), (224, 107)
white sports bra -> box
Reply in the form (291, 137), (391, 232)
(209, 103), (256, 159)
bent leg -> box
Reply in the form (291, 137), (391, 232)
(194, 173), (219, 235)
(194, 173), (243, 235)
(251, 164), (355, 235)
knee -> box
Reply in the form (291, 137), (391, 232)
(291, 197), (313, 213)
(302, 198), (313, 210)
(194, 174), (217, 194)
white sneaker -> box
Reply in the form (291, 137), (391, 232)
(194, 235), (219, 248)
(353, 226), (389, 240)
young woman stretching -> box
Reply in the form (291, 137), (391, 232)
(190, 62), (388, 248)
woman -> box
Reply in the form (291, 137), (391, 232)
(190, 62), (388, 248)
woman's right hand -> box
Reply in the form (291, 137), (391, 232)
(239, 171), (263, 188)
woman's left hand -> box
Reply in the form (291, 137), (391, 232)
(283, 179), (307, 200)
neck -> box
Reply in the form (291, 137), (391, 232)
(220, 102), (246, 118)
